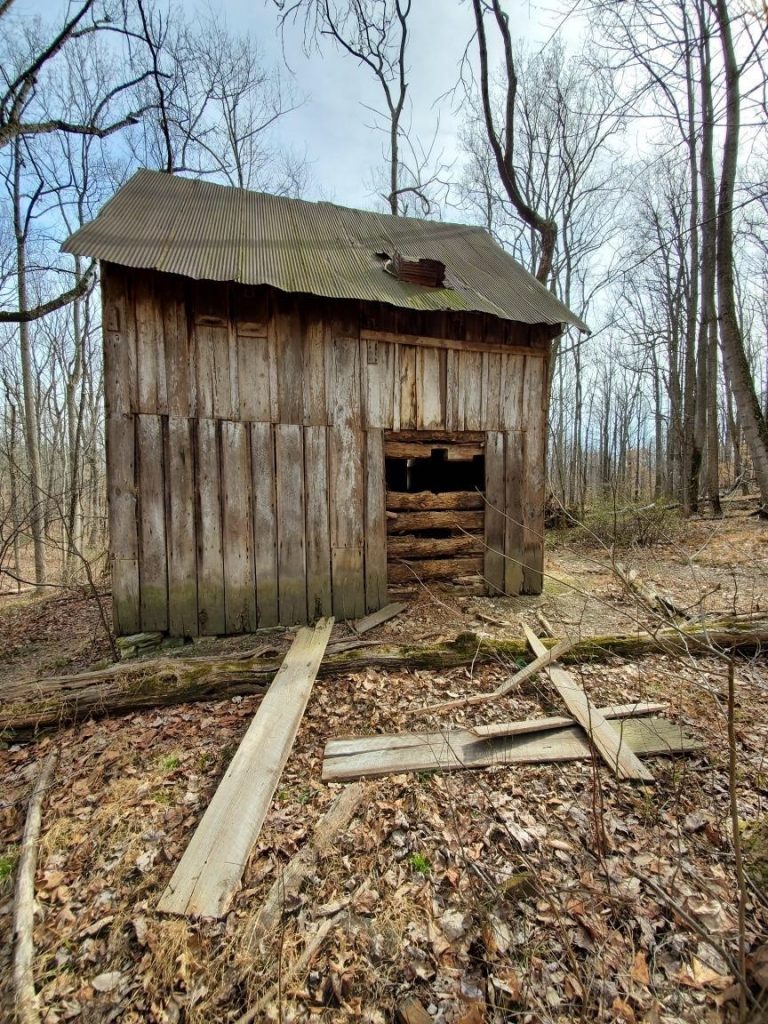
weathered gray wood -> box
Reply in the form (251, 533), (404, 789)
(501, 352), (525, 430)
(107, 412), (140, 635)
(329, 334), (366, 618)
(137, 414), (168, 631)
(386, 490), (484, 511)
(275, 308), (304, 423)
(158, 617), (334, 919)
(387, 510), (484, 533)
(236, 334), (271, 421)
(196, 418), (226, 635)
(102, 263), (137, 414)
(303, 314), (328, 426)
(522, 357), (545, 592)
(364, 429), (387, 612)
(383, 440), (484, 460)
(482, 351), (502, 430)
(469, 702), (667, 739)
(416, 346), (443, 428)
(504, 430), (525, 594)
(360, 328), (542, 358)
(251, 422), (278, 627)
(134, 274), (167, 415)
(398, 345), (418, 429)
(484, 430), (505, 594)
(322, 715), (698, 781)
(244, 782), (365, 950)
(275, 423), (307, 624)
(350, 600), (407, 634)
(221, 420), (257, 633)
(195, 322), (233, 419)
(388, 556), (484, 584)
(457, 350), (483, 430)
(166, 417), (197, 636)
(523, 625), (655, 783)
(162, 277), (191, 417)
(304, 425), (332, 619)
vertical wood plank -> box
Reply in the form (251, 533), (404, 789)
(237, 334), (271, 421)
(196, 418), (226, 634)
(102, 264), (137, 415)
(458, 351), (483, 430)
(522, 356), (546, 593)
(398, 346), (417, 430)
(221, 421), (257, 632)
(484, 430), (505, 595)
(303, 313), (328, 426)
(482, 352), (502, 430)
(137, 414), (168, 630)
(329, 334), (366, 619)
(504, 430), (526, 595)
(275, 307), (304, 424)
(251, 422), (279, 627)
(107, 412), (140, 634)
(162, 278), (191, 417)
(166, 417), (197, 636)
(501, 353), (525, 430)
(135, 274), (168, 415)
(304, 425), (332, 618)
(416, 346), (443, 428)
(195, 324), (232, 418)
(276, 423), (307, 624)
(444, 349), (458, 431)
(364, 429), (387, 612)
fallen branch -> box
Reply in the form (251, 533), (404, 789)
(13, 748), (58, 1024)
(412, 635), (577, 716)
(615, 562), (690, 621)
(2, 619), (767, 740)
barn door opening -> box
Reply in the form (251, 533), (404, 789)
(384, 432), (485, 588)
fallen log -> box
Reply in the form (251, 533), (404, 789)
(2, 619), (767, 741)
(615, 562), (690, 621)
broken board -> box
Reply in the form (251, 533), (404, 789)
(523, 625), (655, 783)
(468, 701), (666, 739)
(158, 617), (334, 918)
(322, 714), (699, 782)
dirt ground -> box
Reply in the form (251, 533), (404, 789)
(1, 512), (767, 1023)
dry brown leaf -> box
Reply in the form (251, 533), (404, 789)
(631, 951), (650, 986)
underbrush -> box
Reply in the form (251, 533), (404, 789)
(558, 501), (683, 549)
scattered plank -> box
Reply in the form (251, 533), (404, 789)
(350, 601), (407, 635)
(158, 617), (334, 918)
(523, 625), (654, 783)
(14, 748), (58, 1024)
(413, 635), (577, 717)
(244, 782), (366, 951)
(322, 715), (699, 782)
(468, 701), (666, 739)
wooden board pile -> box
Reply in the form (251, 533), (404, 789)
(321, 624), (700, 783)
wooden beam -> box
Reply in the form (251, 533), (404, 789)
(386, 490), (484, 511)
(387, 534), (485, 558)
(386, 510), (484, 533)
(158, 617), (334, 919)
(468, 701), (666, 739)
(321, 715), (698, 781)
(384, 441), (484, 461)
(522, 625), (655, 783)
(388, 556), (484, 584)
(350, 601), (407, 635)
(361, 328), (546, 359)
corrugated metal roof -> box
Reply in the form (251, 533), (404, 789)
(62, 169), (588, 331)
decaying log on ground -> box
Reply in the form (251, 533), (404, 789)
(13, 748), (58, 1024)
(2, 620), (767, 741)
(615, 562), (690, 620)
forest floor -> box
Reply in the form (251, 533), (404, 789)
(1, 509), (768, 1023)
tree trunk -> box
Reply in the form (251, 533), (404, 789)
(713, 0), (768, 504)
(4, 620), (768, 740)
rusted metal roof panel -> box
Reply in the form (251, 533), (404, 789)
(62, 169), (588, 330)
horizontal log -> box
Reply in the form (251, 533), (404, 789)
(361, 328), (545, 359)
(4, 619), (767, 740)
(387, 534), (485, 558)
(387, 510), (484, 533)
(386, 491), (485, 511)
(384, 442), (484, 461)
(386, 430), (486, 444)
(388, 556), (484, 584)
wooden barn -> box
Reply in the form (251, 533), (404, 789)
(63, 169), (587, 636)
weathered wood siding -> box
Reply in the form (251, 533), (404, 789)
(102, 263), (554, 635)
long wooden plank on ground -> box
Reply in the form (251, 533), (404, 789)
(321, 714), (699, 782)
(523, 625), (654, 782)
(158, 617), (334, 919)
(468, 701), (666, 739)
(351, 601), (407, 635)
